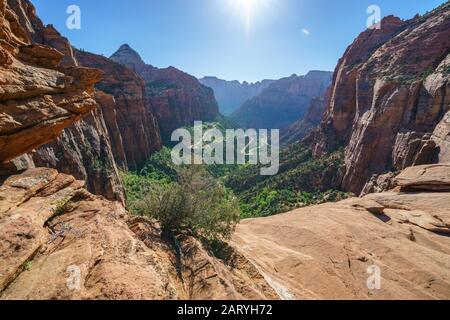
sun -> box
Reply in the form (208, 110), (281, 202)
(228, 0), (271, 34)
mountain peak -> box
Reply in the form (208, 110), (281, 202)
(110, 44), (147, 71)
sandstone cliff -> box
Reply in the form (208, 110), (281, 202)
(0, 168), (278, 299)
(312, 5), (450, 194)
(5, 0), (162, 202)
(110, 44), (219, 143)
(0, 0), (100, 165)
(231, 71), (332, 130)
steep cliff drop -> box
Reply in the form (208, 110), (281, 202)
(1, 0), (450, 301)
(312, 5), (450, 194)
(0, 0), (278, 300)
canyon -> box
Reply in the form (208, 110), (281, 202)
(0, 0), (449, 301)
(199, 76), (275, 116)
(231, 71), (332, 130)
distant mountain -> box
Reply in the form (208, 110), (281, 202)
(230, 71), (333, 130)
(111, 44), (219, 143)
(199, 76), (275, 115)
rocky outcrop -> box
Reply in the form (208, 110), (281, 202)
(5, 0), (161, 201)
(0, 0), (100, 164)
(0, 168), (279, 300)
(312, 5), (450, 194)
(394, 163), (450, 191)
(199, 76), (275, 115)
(233, 165), (450, 300)
(32, 47), (163, 201)
(111, 44), (219, 143)
(231, 71), (332, 130)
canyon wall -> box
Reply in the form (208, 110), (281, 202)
(110, 44), (220, 143)
(4, 0), (163, 202)
(312, 5), (450, 194)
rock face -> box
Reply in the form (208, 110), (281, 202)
(0, 0), (101, 164)
(33, 49), (163, 202)
(199, 76), (275, 115)
(233, 164), (450, 300)
(312, 6), (450, 194)
(74, 50), (162, 170)
(111, 44), (219, 143)
(231, 71), (332, 130)
(5, 1), (162, 202)
(281, 95), (328, 145)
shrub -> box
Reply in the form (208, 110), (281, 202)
(131, 166), (240, 242)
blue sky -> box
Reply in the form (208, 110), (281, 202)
(33, 0), (445, 82)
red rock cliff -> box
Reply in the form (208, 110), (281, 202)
(5, 1), (162, 202)
(312, 6), (450, 194)
(0, 0), (100, 165)
(110, 44), (219, 143)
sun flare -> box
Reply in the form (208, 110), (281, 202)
(228, 0), (271, 34)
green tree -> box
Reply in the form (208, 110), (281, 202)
(134, 166), (240, 242)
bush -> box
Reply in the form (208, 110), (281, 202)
(130, 166), (240, 242)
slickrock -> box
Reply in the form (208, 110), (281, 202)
(312, 5), (450, 194)
(0, 0), (101, 164)
(233, 176), (450, 299)
(393, 163), (450, 191)
(110, 44), (219, 143)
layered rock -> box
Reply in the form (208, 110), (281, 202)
(231, 71), (332, 130)
(0, 0), (100, 164)
(73, 50), (162, 170)
(199, 76), (275, 115)
(110, 44), (219, 143)
(33, 48), (163, 202)
(6, 0), (162, 201)
(312, 5), (450, 194)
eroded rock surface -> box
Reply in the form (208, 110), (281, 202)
(0, 169), (278, 300)
(233, 165), (450, 299)
(0, 0), (101, 163)
(312, 6), (450, 194)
